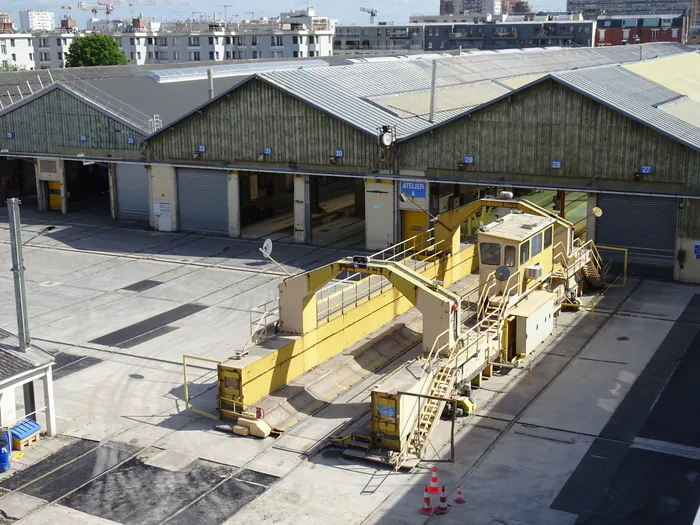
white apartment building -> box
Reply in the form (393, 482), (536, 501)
(0, 8), (337, 71)
(20, 10), (56, 32)
(113, 31), (333, 65)
(0, 35), (35, 71)
(34, 34), (77, 68)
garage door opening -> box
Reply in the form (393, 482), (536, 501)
(115, 163), (149, 224)
(240, 171), (295, 240)
(0, 157), (37, 207)
(63, 160), (111, 215)
(177, 168), (229, 235)
(311, 175), (365, 248)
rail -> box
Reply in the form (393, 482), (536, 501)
(248, 298), (279, 345)
(182, 354), (222, 421)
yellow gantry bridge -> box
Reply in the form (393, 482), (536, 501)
(184, 197), (615, 466)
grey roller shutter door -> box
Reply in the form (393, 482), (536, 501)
(116, 164), (149, 220)
(596, 194), (677, 274)
(177, 168), (229, 234)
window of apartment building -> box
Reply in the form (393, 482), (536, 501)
(155, 51), (159, 59)
(209, 51), (215, 59)
(158, 37), (168, 46)
(57, 52), (62, 60)
(29, 53), (33, 60)
(11, 54), (16, 61)
(272, 50), (283, 58)
(39, 38), (49, 47)
(130, 51), (134, 59)
(208, 36), (214, 45)
(377, 29), (382, 36)
(652, 29), (659, 40)
(56, 38), (61, 46)
(130, 37), (135, 45)
(271, 36), (283, 46)
(147, 37), (154, 45)
(309, 50), (316, 57)
(293, 51), (299, 57)
(148, 51), (153, 59)
(0, 44), (5, 54)
(225, 50), (231, 59)
(173, 51), (181, 60)
(40, 52), (49, 61)
(215, 51), (219, 59)
(252, 36), (258, 46)
(10, 39), (15, 47)
(137, 52), (142, 59)
(236, 36), (244, 45)
(188, 36), (200, 46)
(252, 50), (260, 58)
(189, 51), (200, 61)
(173, 37), (180, 45)
(309, 35), (316, 44)
(411, 27), (419, 36)
(225, 36), (232, 45)
(1, 60), (7, 69)
(237, 50), (246, 59)
(428, 41), (433, 49)
(298, 35), (305, 44)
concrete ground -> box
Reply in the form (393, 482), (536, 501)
(0, 204), (698, 525)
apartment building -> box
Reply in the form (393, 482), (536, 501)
(334, 19), (595, 54)
(20, 10), (56, 32)
(0, 35), (35, 71)
(3, 8), (336, 69)
(596, 13), (687, 45)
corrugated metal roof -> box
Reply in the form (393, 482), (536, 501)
(367, 81), (510, 118)
(661, 98), (700, 128)
(622, 53), (700, 101)
(552, 64), (700, 151)
(257, 44), (692, 140)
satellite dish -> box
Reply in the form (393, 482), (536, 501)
(592, 206), (603, 218)
(261, 238), (273, 257)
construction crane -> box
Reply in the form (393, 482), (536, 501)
(360, 7), (378, 24)
(67, 2), (116, 19)
(124, 0), (190, 7)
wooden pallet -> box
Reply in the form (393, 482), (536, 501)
(12, 431), (40, 451)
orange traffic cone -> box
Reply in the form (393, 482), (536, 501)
(419, 486), (435, 515)
(436, 486), (451, 515)
(428, 466), (441, 494)
(455, 484), (465, 504)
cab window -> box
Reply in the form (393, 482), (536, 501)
(480, 242), (501, 266)
(531, 233), (543, 257)
(504, 245), (516, 267)
(520, 241), (530, 265)
(544, 227), (553, 249)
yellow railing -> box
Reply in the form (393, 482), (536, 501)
(596, 245), (628, 288)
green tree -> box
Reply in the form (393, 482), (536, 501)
(66, 34), (129, 67)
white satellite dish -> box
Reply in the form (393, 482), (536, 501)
(262, 238), (273, 257)
(592, 206), (603, 218)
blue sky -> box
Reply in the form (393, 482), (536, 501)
(10, 0), (563, 28)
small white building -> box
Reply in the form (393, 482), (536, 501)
(20, 10), (56, 33)
(0, 331), (56, 438)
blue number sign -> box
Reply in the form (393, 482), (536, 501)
(335, 149), (344, 158)
(463, 155), (474, 164)
(127, 137), (135, 145)
(641, 165), (653, 174)
(400, 181), (427, 199)
(551, 160), (562, 169)
(263, 147), (273, 155)
(197, 144), (207, 153)
(80, 135), (87, 142)
(5, 132), (13, 139)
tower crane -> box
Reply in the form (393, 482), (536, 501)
(360, 7), (378, 24)
(123, 0), (190, 7)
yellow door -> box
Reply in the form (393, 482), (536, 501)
(402, 210), (429, 251)
(47, 181), (61, 211)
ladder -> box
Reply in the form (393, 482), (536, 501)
(405, 362), (459, 458)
